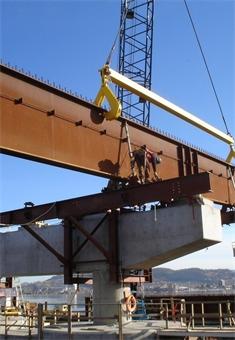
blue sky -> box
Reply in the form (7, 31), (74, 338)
(0, 0), (234, 278)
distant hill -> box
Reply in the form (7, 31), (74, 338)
(21, 268), (235, 294)
(152, 268), (235, 284)
(21, 276), (92, 296)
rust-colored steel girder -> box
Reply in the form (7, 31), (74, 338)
(221, 210), (235, 225)
(0, 64), (234, 206)
(0, 172), (214, 225)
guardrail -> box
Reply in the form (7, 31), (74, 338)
(145, 298), (235, 328)
(0, 298), (234, 339)
(0, 310), (36, 337)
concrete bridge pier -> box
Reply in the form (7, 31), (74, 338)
(0, 197), (222, 325)
(92, 266), (130, 325)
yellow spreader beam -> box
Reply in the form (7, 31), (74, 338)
(94, 64), (234, 163)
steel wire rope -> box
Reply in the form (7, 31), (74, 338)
(21, 202), (57, 226)
(106, 0), (130, 65)
(183, 0), (232, 137)
(0, 202), (57, 227)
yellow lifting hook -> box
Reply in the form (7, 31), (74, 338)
(94, 64), (235, 164)
(94, 64), (122, 121)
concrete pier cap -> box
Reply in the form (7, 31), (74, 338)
(0, 197), (222, 323)
(118, 196), (222, 269)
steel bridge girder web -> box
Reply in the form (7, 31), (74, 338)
(0, 64), (234, 207)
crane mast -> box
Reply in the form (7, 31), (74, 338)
(118, 0), (154, 126)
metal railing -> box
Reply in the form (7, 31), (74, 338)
(0, 299), (234, 339)
(0, 310), (37, 337)
(146, 298), (235, 329)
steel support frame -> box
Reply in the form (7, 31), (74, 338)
(19, 214), (117, 285)
(72, 213), (109, 258)
(1, 173), (232, 285)
(121, 268), (152, 283)
(69, 213), (120, 284)
(0, 172), (217, 285)
(63, 219), (74, 284)
(69, 216), (110, 261)
(69, 213), (121, 285)
(0, 172), (216, 285)
(17, 214), (118, 285)
(0, 172), (213, 226)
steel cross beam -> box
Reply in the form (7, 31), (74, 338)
(0, 64), (234, 206)
(0, 172), (212, 226)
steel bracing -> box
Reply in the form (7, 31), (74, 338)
(118, 0), (154, 126)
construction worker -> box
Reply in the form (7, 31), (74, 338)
(131, 145), (161, 183)
(141, 145), (161, 181)
(131, 147), (149, 183)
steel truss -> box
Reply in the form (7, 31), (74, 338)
(118, 0), (154, 126)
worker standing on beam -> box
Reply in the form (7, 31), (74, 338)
(131, 147), (147, 184)
(141, 145), (161, 182)
(131, 145), (161, 184)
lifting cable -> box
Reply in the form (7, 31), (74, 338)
(183, 0), (231, 137)
(21, 202), (57, 226)
(105, 1), (129, 65)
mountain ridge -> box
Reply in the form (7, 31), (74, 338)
(152, 267), (234, 284)
(20, 268), (235, 295)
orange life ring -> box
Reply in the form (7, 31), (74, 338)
(125, 294), (137, 313)
(172, 303), (179, 318)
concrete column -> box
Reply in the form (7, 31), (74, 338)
(93, 267), (130, 325)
